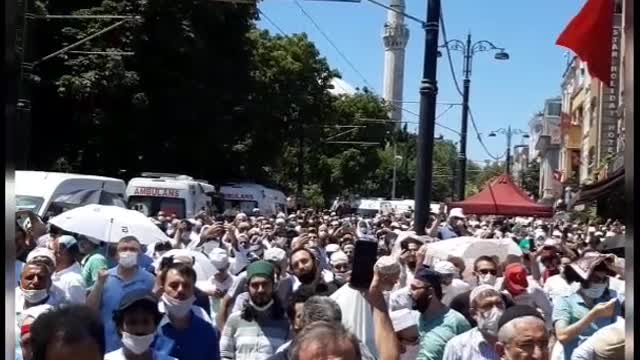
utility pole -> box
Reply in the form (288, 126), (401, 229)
(413, 0), (440, 235)
(439, 33), (509, 200)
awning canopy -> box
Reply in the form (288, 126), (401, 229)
(570, 167), (624, 206)
(448, 174), (553, 217)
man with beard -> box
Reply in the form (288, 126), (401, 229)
(410, 267), (470, 360)
(290, 248), (339, 296)
(442, 285), (505, 359)
(220, 261), (290, 360)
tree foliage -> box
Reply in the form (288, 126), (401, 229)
(27, 2), (462, 205)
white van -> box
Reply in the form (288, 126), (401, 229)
(15, 171), (127, 220)
(219, 183), (287, 217)
(127, 173), (216, 219)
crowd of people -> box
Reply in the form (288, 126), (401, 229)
(14, 206), (626, 360)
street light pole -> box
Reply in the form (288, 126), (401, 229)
(439, 34), (509, 201)
(413, 0), (440, 235)
(506, 125), (512, 174)
(458, 33), (472, 201)
(488, 125), (529, 176)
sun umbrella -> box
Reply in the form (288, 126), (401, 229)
(153, 249), (216, 281)
(424, 236), (523, 267)
(48, 204), (170, 245)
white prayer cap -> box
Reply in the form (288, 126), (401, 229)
(374, 255), (401, 275)
(448, 208), (466, 219)
(330, 251), (349, 266)
(469, 284), (500, 304)
(390, 309), (419, 332)
(26, 248), (56, 267)
(434, 260), (457, 275)
(325, 243), (341, 253)
(209, 248), (229, 272)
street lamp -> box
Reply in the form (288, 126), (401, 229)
(488, 125), (529, 174)
(438, 33), (509, 201)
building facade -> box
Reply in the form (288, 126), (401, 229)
(531, 97), (562, 203)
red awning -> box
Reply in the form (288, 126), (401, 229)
(448, 174), (553, 217)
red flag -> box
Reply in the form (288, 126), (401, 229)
(556, 0), (615, 85)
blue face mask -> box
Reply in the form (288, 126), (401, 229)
(581, 282), (607, 299)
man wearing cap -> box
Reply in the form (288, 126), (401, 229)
(390, 309), (421, 360)
(409, 267), (471, 360)
(329, 251), (351, 287)
(442, 285), (505, 360)
(434, 260), (471, 306)
(552, 254), (623, 358)
(50, 235), (86, 304)
(495, 305), (550, 360)
(198, 248), (236, 319)
(107, 290), (177, 360)
(77, 235), (109, 288)
(87, 236), (155, 353)
(500, 263), (553, 330)
(220, 260), (290, 360)
(437, 208), (468, 240)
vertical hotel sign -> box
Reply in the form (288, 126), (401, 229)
(599, 12), (622, 160)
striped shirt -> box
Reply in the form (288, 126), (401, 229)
(220, 309), (291, 360)
(442, 327), (500, 360)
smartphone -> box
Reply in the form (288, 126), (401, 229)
(349, 237), (378, 289)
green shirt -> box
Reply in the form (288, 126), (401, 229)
(81, 250), (109, 288)
(417, 307), (471, 360)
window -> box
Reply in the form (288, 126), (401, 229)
(16, 195), (45, 214)
(546, 102), (561, 117)
(128, 196), (186, 218)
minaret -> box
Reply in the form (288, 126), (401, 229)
(382, 0), (410, 129)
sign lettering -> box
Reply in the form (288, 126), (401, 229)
(133, 187), (180, 198)
(223, 193), (255, 201)
(599, 14), (622, 160)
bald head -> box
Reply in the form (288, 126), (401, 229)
(497, 316), (549, 360)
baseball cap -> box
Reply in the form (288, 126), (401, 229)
(117, 289), (158, 312)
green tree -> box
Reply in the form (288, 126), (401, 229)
(519, 160), (541, 197)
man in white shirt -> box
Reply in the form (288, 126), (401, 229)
(434, 261), (471, 306)
(50, 235), (87, 304)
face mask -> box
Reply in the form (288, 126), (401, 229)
(118, 251), (138, 268)
(21, 287), (49, 304)
(478, 274), (497, 286)
(476, 307), (504, 336)
(121, 332), (155, 355)
(582, 282), (607, 299)
(162, 293), (195, 318)
(335, 271), (350, 282)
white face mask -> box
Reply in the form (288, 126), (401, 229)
(476, 307), (504, 336)
(478, 273), (497, 286)
(162, 293), (195, 318)
(21, 287), (49, 304)
(121, 332), (155, 355)
(118, 251), (138, 268)
(581, 282), (607, 299)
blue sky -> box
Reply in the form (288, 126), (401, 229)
(256, 0), (583, 163)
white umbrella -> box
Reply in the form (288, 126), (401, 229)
(153, 249), (216, 282)
(48, 204), (170, 245)
(424, 236), (522, 267)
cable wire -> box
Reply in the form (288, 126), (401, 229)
(293, 0), (458, 136)
(440, 4), (503, 160)
(257, 9), (287, 36)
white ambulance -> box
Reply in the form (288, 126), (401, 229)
(219, 183), (287, 217)
(15, 171), (127, 220)
(126, 173), (216, 219)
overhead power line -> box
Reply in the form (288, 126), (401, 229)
(257, 9), (287, 36)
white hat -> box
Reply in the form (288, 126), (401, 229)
(448, 208), (465, 219)
(606, 231), (616, 238)
(264, 247), (287, 265)
(275, 218), (286, 226)
(543, 238), (559, 249)
(330, 251), (349, 266)
(390, 309), (419, 332)
(26, 248), (56, 267)
(588, 226), (597, 233)
(325, 243), (341, 253)
(595, 231), (604, 237)
(552, 230), (563, 237)
(374, 256), (401, 275)
(209, 248), (229, 272)
(434, 260), (457, 275)
(469, 284), (500, 304)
